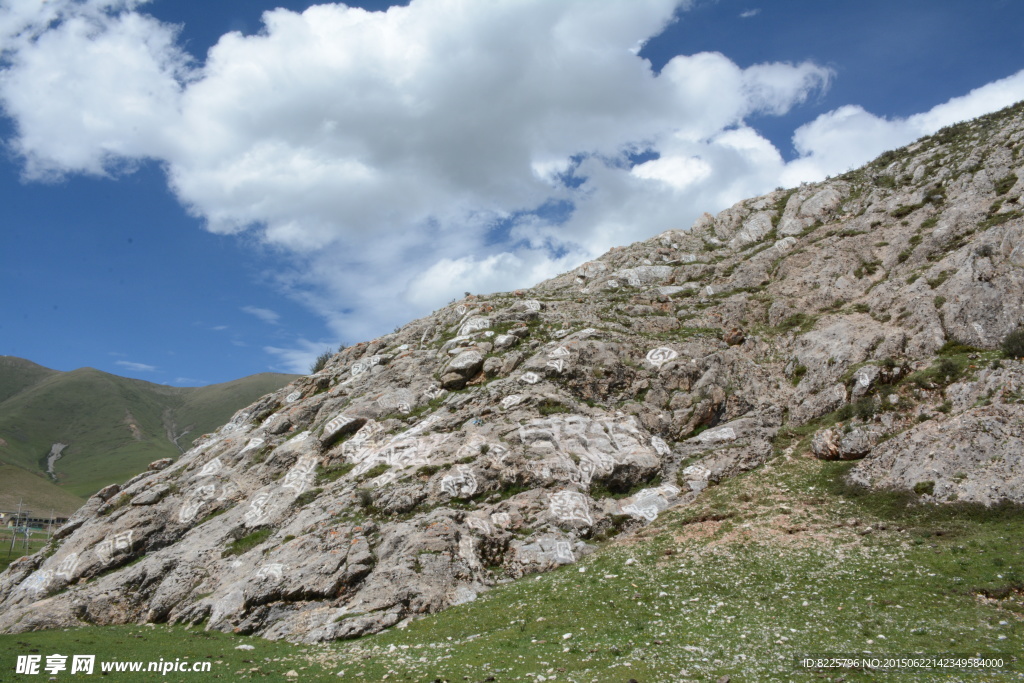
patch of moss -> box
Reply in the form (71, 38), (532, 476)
(223, 528), (273, 557)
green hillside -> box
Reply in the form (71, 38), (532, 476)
(0, 356), (57, 405)
(0, 360), (297, 499)
(0, 464), (85, 517)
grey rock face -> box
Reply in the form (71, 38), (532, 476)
(4, 102), (1024, 643)
(848, 405), (1024, 504)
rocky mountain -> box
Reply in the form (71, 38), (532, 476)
(1, 102), (1022, 643)
(0, 357), (298, 498)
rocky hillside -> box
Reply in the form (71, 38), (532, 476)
(1, 102), (1023, 643)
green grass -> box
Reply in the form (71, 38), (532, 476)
(316, 462), (355, 484)
(293, 487), (323, 508)
(0, 464), (84, 517)
(994, 173), (1018, 196)
(904, 356), (971, 389)
(775, 313), (818, 335)
(0, 535), (49, 573)
(790, 364), (808, 386)
(222, 529), (273, 557)
(537, 399), (572, 416)
(0, 357), (58, 405)
(926, 270), (952, 289)
(979, 210), (1023, 230)
(359, 464), (390, 481)
(0, 624), (330, 681)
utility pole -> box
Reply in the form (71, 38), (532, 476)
(6, 499), (22, 559)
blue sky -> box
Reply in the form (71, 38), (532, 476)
(2, 0), (1023, 385)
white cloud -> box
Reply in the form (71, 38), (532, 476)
(241, 306), (281, 325)
(739, 9), (761, 19)
(2, 0), (1023, 365)
(115, 360), (157, 372)
(264, 339), (334, 375)
(781, 70), (1024, 185)
(0, 0), (188, 178)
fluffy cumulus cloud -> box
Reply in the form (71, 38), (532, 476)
(3, 0), (1024, 358)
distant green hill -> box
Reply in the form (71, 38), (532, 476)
(0, 464), (85, 517)
(0, 357), (298, 498)
(0, 357), (58, 405)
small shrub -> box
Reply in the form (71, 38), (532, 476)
(100, 494), (131, 517)
(416, 464), (446, 477)
(309, 349), (333, 374)
(913, 481), (935, 496)
(1002, 325), (1024, 359)
(926, 270), (951, 289)
(361, 463), (390, 480)
(979, 210), (1023, 229)
(835, 397), (877, 422)
(907, 357), (965, 389)
(891, 203), (922, 218)
(854, 398), (878, 420)
(934, 295), (946, 309)
(790, 364), (808, 386)
(937, 339), (985, 356)
(537, 399), (571, 415)
(920, 216), (939, 229)
(317, 463), (355, 484)
(777, 313), (815, 334)
(994, 173), (1018, 195)
(197, 507), (229, 526)
(975, 244), (994, 258)
(293, 488), (322, 508)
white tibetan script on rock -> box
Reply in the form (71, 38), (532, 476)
(549, 491), (593, 526)
(441, 466), (478, 498)
(95, 530), (133, 565)
(282, 455), (318, 494)
(646, 347), (678, 368)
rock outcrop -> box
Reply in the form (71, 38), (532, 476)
(3, 101), (1024, 642)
